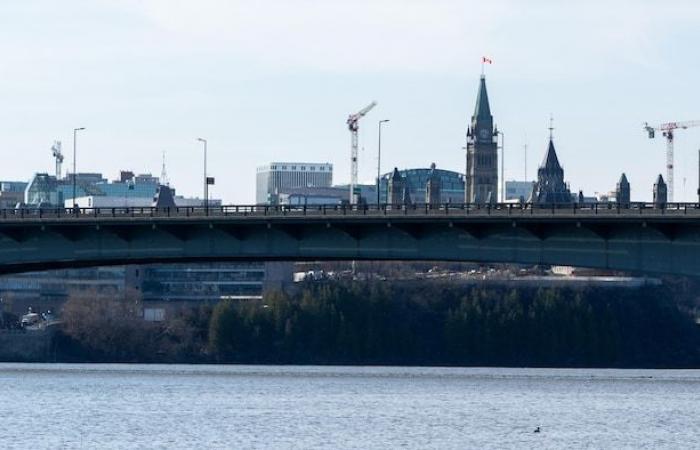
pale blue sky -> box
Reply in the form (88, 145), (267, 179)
(1, 0), (699, 203)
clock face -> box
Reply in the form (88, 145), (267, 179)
(479, 129), (490, 140)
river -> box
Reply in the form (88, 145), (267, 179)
(0, 364), (698, 449)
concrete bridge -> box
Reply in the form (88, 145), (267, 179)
(1, 203), (700, 276)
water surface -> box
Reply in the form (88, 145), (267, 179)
(0, 364), (698, 449)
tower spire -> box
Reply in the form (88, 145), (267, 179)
(473, 75), (492, 119)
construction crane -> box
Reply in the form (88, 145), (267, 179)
(644, 120), (700, 202)
(51, 141), (64, 179)
(347, 101), (377, 204)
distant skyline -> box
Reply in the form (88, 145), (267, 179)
(2, 0), (700, 203)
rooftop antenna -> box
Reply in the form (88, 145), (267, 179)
(549, 114), (555, 141)
(160, 150), (169, 186)
(51, 141), (64, 179)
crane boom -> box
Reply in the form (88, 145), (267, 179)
(645, 120), (700, 133)
(644, 119), (700, 202)
(347, 101), (377, 204)
(51, 141), (63, 180)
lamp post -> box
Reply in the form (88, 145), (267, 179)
(497, 130), (505, 202)
(197, 138), (208, 213)
(377, 119), (390, 205)
(72, 127), (86, 209)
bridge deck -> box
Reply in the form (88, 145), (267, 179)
(2, 202), (700, 224)
(0, 203), (698, 276)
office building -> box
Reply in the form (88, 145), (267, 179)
(379, 166), (465, 204)
(256, 162), (333, 204)
(0, 181), (28, 208)
(274, 186), (349, 206)
(505, 181), (535, 202)
(25, 173), (62, 206)
(0, 267), (128, 316)
(70, 194), (221, 209)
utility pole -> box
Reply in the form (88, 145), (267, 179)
(72, 127), (85, 209)
(463, 139), (469, 204)
(377, 119), (390, 205)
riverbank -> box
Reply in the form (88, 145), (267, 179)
(3, 281), (699, 368)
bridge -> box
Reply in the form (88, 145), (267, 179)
(0, 202), (699, 276)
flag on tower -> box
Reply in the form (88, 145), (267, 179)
(482, 56), (493, 64)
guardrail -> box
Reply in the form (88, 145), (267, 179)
(1, 202), (699, 220)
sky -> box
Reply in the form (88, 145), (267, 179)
(1, 0), (700, 203)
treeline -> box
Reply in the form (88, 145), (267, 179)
(53, 282), (700, 367)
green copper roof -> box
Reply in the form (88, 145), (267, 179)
(473, 75), (491, 119)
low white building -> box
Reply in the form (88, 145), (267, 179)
(67, 195), (221, 209)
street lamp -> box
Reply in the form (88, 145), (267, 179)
(497, 130), (505, 202)
(72, 127), (86, 209)
(377, 119), (390, 205)
(197, 138), (208, 212)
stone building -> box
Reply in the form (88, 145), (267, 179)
(653, 174), (667, 208)
(465, 75), (498, 204)
(387, 168), (411, 205)
(425, 163), (442, 206)
(531, 138), (572, 205)
(616, 173), (630, 206)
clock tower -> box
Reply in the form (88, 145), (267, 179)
(465, 75), (498, 204)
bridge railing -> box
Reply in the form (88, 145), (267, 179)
(1, 202), (699, 220)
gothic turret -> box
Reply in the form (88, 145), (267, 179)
(388, 168), (406, 206)
(152, 184), (176, 208)
(426, 163), (441, 207)
(465, 75), (498, 204)
(653, 174), (667, 208)
(531, 138), (572, 205)
(616, 173), (630, 206)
